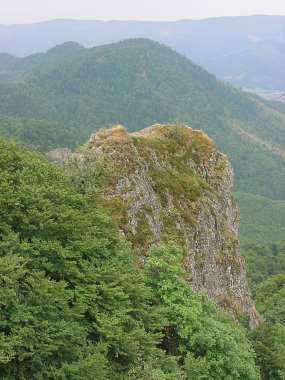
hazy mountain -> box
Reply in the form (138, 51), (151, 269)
(0, 15), (284, 90)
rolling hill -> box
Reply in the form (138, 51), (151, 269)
(0, 38), (285, 202)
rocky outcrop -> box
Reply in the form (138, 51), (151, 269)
(68, 124), (259, 328)
(46, 147), (72, 163)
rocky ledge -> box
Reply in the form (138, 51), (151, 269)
(68, 123), (259, 328)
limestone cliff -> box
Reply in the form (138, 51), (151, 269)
(68, 123), (259, 327)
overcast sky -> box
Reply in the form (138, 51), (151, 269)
(1, 0), (285, 24)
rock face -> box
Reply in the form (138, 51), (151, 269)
(46, 148), (72, 163)
(69, 124), (259, 327)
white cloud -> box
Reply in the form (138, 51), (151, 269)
(0, 0), (284, 24)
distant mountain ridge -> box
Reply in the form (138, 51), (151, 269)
(0, 15), (284, 90)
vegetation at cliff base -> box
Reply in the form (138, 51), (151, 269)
(251, 275), (285, 380)
(242, 241), (285, 379)
(143, 244), (259, 380)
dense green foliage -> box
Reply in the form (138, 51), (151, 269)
(0, 39), (285, 200)
(255, 274), (285, 324)
(144, 244), (259, 380)
(251, 275), (285, 380)
(242, 241), (285, 292)
(252, 322), (285, 380)
(0, 116), (79, 151)
(0, 137), (260, 379)
(237, 192), (285, 245)
(0, 138), (159, 378)
(241, 239), (285, 379)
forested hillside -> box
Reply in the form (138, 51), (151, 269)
(0, 116), (78, 151)
(237, 192), (285, 245)
(0, 39), (285, 202)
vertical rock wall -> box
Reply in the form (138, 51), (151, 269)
(69, 124), (259, 327)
